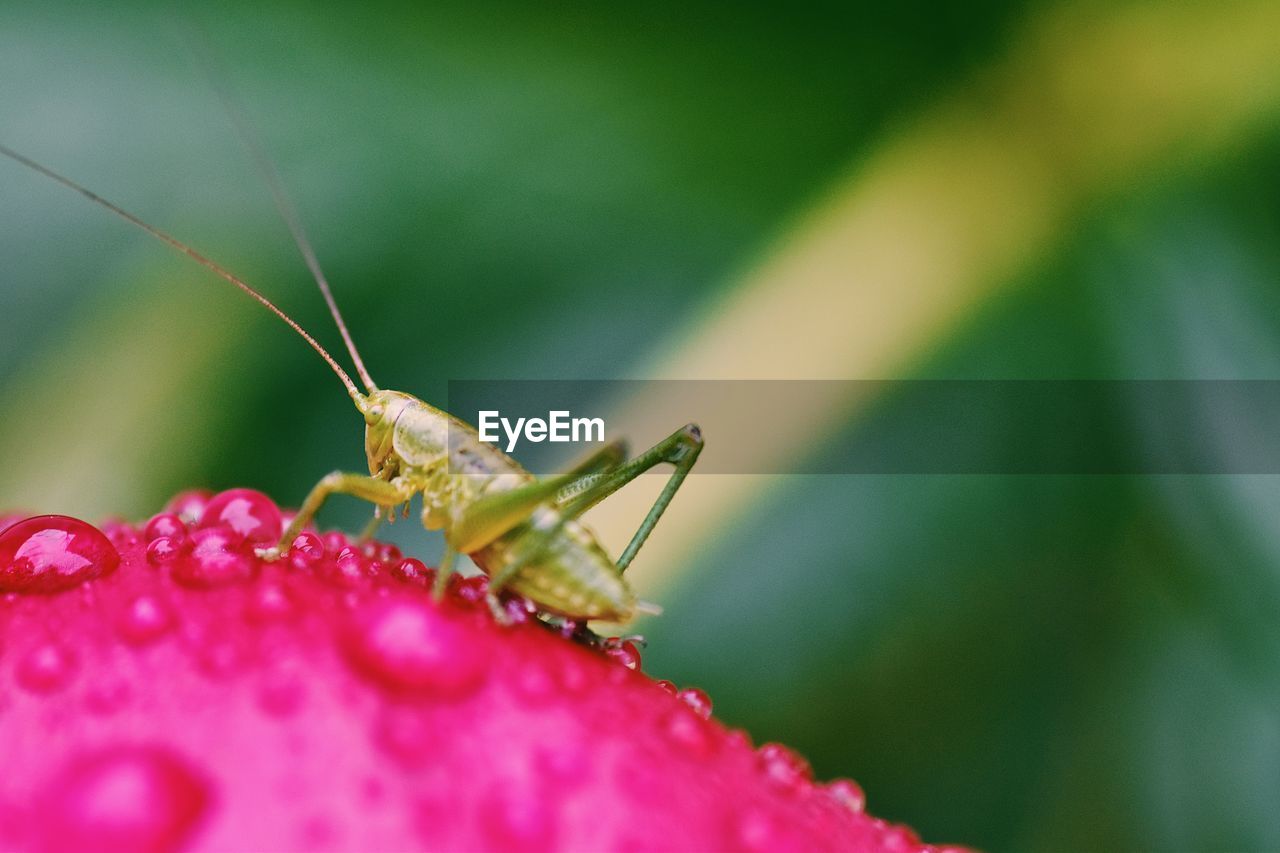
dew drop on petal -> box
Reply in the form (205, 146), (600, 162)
(288, 532), (326, 570)
(118, 594), (175, 645)
(43, 746), (210, 852)
(145, 537), (183, 567)
(391, 557), (428, 586)
(343, 598), (489, 699)
(732, 809), (783, 852)
(827, 778), (866, 814)
(166, 490), (213, 525)
(661, 707), (716, 759)
(258, 667), (306, 717)
(484, 786), (556, 851)
(512, 664), (557, 704)
(197, 488), (282, 546)
(655, 679), (678, 695)
(172, 529), (257, 588)
(604, 640), (642, 671)
(0, 515), (119, 594)
(757, 742), (813, 793)
(677, 686), (713, 720)
(143, 513), (186, 543)
(247, 582), (295, 622)
(16, 642), (77, 693)
(880, 823), (922, 850)
(373, 706), (440, 767)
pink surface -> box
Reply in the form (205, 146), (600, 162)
(0, 491), (960, 852)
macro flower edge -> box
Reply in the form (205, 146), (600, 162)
(0, 488), (963, 852)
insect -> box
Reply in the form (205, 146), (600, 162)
(0, 82), (701, 625)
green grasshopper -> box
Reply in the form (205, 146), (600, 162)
(0, 137), (702, 625)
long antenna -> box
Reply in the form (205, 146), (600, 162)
(0, 143), (364, 402)
(182, 23), (378, 393)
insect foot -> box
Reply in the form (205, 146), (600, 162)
(0, 491), (969, 852)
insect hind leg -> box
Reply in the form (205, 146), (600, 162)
(560, 423), (703, 572)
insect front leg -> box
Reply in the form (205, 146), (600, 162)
(260, 471), (414, 560)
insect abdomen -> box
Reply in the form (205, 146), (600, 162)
(472, 520), (635, 621)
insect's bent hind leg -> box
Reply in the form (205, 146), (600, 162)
(448, 440), (626, 554)
(481, 424), (702, 622)
(260, 471), (411, 560)
(561, 423), (703, 572)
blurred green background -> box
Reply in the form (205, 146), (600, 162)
(4, 0), (1280, 849)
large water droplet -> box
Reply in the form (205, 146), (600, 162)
(42, 746), (210, 852)
(0, 515), (119, 594)
(344, 598), (490, 699)
(197, 488), (282, 546)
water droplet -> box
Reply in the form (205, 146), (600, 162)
(661, 707), (716, 759)
(732, 809), (783, 851)
(16, 642), (77, 693)
(604, 640), (642, 671)
(247, 582), (295, 621)
(374, 705), (440, 766)
(288, 531), (326, 569)
(322, 531), (350, 554)
(166, 490), (213, 525)
(0, 515), (119, 594)
(259, 665), (306, 717)
(145, 536), (183, 566)
(757, 743), (812, 793)
(655, 679), (678, 695)
(143, 512), (187, 542)
(454, 575), (488, 603)
(556, 658), (589, 695)
(677, 686), (713, 720)
(544, 743), (589, 787)
(826, 778), (866, 814)
(42, 746), (210, 852)
(880, 823), (921, 850)
(84, 679), (132, 716)
(512, 664), (557, 703)
(103, 522), (140, 550)
(332, 546), (372, 585)
(195, 636), (244, 679)
(502, 596), (536, 625)
(172, 529), (257, 588)
(485, 786), (556, 850)
(392, 557), (429, 586)
(197, 488), (282, 546)
(344, 598), (490, 699)
(118, 594), (175, 645)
